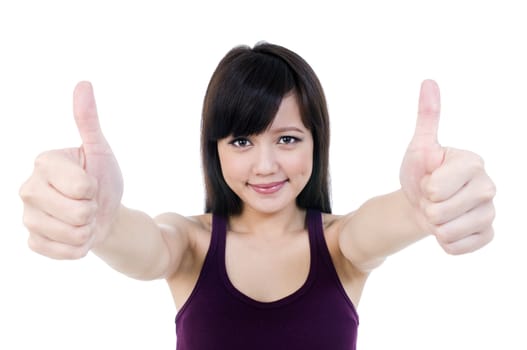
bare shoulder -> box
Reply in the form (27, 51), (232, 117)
(321, 212), (341, 226)
(321, 211), (356, 233)
(153, 212), (213, 279)
(154, 212), (213, 250)
(187, 213), (214, 251)
(154, 212), (211, 230)
(320, 212), (359, 262)
(322, 212), (368, 273)
(325, 209), (386, 273)
(320, 212), (349, 247)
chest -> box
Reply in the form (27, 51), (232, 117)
(225, 231), (311, 302)
(168, 218), (367, 310)
(174, 221), (360, 350)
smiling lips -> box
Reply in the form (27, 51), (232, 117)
(248, 180), (287, 194)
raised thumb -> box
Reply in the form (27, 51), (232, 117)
(73, 81), (107, 149)
(414, 79), (444, 172)
(413, 79), (441, 148)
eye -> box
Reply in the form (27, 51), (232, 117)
(230, 137), (252, 148)
(278, 136), (300, 144)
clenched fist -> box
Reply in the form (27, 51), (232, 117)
(19, 82), (123, 259)
(400, 80), (496, 254)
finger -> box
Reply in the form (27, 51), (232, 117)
(33, 150), (97, 200)
(421, 172), (496, 225)
(28, 231), (94, 260)
(73, 81), (108, 151)
(433, 201), (496, 245)
(413, 79), (441, 147)
(23, 205), (95, 246)
(21, 176), (98, 226)
(438, 227), (494, 255)
(421, 149), (487, 202)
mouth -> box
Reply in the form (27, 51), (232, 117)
(248, 180), (287, 194)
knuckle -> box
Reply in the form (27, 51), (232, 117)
(468, 154), (485, 173)
(19, 179), (35, 202)
(423, 179), (442, 202)
(19, 182), (29, 201)
(71, 202), (97, 225)
(474, 201), (496, 229)
(434, 230), (446, 245)
(27, 236), (37, 251)
(27, 234), (90, 260)
(475, 154), (485, 168)
(424, 204), (442, 224)
(481, 180), (497, 202)
(22, 212), (37, 231)
(59, 249), (77, 260)
(485, 228), (495, 244)
(442, 243), (460, 255)
(426, 188), (440, 202)
(434, 226), (452, 245)
(72, 178), (97, 199)
(486, 205), (496, 224)
(72, 225), (94, 245)
(27, 235), (44, 254)
(34, 151), (52, 169)
(70, 245), (91, 259)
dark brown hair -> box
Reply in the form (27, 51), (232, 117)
(201, 42), (331, 216)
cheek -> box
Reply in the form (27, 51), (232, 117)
(284, 149), (313, 177)
(219, 153), (248, 182)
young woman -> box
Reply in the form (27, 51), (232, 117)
(19, 43), (496, 349)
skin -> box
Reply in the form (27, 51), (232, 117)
(217, 93), (313, 229)
(19, 80), (496, 310)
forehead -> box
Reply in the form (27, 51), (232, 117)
(268, 94), (306, 130)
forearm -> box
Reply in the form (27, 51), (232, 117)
(343, 189), (429, 266)
(92, 205), (170, 281)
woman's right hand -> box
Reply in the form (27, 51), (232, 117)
(19, 82), (124, 259)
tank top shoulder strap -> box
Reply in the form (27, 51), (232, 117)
(174, 213), (224, 322)
(206, 212), (227, 277)
(306, 208), (325, 254)
(306, 209), (358, 313)
(211, 213), (226, 249)
(307, 208), (336, 261)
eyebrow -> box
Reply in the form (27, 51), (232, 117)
(269, 126), (305, 134)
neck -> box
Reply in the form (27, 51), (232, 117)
(228, 204), (307, 238)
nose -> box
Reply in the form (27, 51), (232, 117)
(253, 144), (278, 176)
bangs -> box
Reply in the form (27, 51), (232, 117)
(209, 51), (296, 140)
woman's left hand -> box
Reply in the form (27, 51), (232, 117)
(399, 80), (496, 254)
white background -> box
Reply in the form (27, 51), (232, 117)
(1, 1), (526, 349)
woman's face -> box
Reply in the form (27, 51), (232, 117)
(217, 94), (314, 216)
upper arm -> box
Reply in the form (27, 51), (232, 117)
(337, 211), (387, 273)
(154, 212), (196, 279)
(337, 190), (428, 273)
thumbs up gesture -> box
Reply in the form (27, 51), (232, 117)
(20, 82), (123, 259)
(400, 80), (496, 254)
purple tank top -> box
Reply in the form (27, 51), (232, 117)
(175, 209), (359, 349)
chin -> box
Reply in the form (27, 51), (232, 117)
(243, 198), (297, 216)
